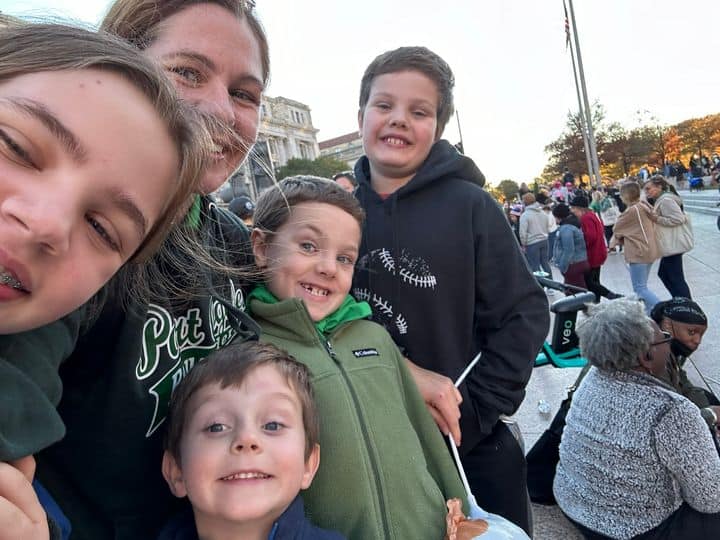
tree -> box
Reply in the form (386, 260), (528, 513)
(544, 102), (608, 181)
(675, 114), (720, 159)
(496, 179), (520, 201)
(276, 156), (350, 180)
(602, 123), (655, 177)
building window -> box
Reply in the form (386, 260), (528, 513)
(290, 109), (306, 125)
(267, 138), (279, 161)
(298, 141), (313, 160)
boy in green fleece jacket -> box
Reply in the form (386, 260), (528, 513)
(247, 176), (465, 540)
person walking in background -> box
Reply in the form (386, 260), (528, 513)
(519, 193), (552, 278)
(610, 182), (661, 314)
(508, 203), (523, 244)
(538, 193), (558, 264)
(590, 190), (620, 253)
(569, 195), (622, 301)
(644, 176), (693, 299)
(552, 203), (589, 289)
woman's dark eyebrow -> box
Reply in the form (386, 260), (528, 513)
(2, 97), (87, 163)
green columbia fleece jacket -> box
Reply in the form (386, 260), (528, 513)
(250, 296), (466, 540)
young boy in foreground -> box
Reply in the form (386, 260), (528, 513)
(352, 46), (549, 533)
(159, 341), (344, 540)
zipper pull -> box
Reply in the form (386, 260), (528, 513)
(325, 339), (337, 360)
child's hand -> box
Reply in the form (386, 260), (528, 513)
(0, 461), (48, 540)
(405, 358), (463, 445)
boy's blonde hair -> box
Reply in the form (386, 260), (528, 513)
(619, 181), (641, 204)
(358, 46), (455, 138)
(165, 341), (320, 461)
(0, 23), (206, 263)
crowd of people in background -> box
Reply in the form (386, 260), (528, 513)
(502, 168), (697, 315)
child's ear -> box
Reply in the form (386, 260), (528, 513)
(357, 108), (364, 134)
(161, 450), (188, 498)
(251, 228), (268, 268)
(301, 444), (321, 490)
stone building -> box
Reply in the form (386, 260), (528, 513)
(223, 95), (320, 200)
(319, 131), (364, 169)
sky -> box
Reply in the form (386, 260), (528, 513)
(2, 0), (719, 185)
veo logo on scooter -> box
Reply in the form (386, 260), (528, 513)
(561, 319), (574, 346)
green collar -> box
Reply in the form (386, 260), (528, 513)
(248, 284), (371, 335)
(184, 195), (202, 229)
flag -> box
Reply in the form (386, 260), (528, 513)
(563, 0), (571, 49)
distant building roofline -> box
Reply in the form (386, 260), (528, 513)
(319, 131), (361, 150)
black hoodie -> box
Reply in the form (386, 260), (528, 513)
(353, 140), (549, 455)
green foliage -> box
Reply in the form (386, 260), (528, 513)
(497, 179), (520, 201)
(276, 156), (350, 180)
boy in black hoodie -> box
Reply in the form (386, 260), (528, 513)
(352, 46), (548, 534)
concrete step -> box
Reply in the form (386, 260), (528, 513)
(680, 190), (720, 216)
(684, 204), (720, 216)
(682, 199), (720, 209)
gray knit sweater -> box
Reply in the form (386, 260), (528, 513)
(554, 367), (720, 539)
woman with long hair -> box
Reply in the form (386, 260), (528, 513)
(644, 175), (693, 298)
(1, 3), (271, 538)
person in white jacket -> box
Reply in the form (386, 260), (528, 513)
(519, 193), (552, 278)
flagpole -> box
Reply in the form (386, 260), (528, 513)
(568, 30), (594, 185)
(567, 0), (602, 187)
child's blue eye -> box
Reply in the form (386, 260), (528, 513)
(206, 423), (227, 433)
(338, 255), (354, 265)
(262, 421), (283, 432)
(299, 242), (316, 253)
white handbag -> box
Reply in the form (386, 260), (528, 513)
(655, 212), (694, 257)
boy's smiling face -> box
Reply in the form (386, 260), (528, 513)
(162, 365), (319, 538)
(358, 70), (439, 191)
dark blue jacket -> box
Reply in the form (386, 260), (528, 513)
(157, 495), (345, 540)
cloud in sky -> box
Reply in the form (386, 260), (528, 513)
(4, 0), (719, 183)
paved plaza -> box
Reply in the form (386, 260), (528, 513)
(514, 189), (720, 538)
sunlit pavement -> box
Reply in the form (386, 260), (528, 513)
(514, 190), (720, 538)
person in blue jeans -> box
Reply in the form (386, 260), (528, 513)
(610, 182), (661, 314)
